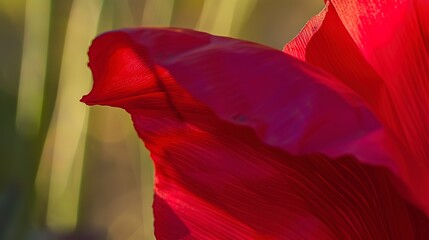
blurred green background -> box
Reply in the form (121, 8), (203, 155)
(0, 0), (322, 239)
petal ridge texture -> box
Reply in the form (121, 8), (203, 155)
(82, 0), (429, 238)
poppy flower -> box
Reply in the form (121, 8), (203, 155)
(82, 0), (429, 239)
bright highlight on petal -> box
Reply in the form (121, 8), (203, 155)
(82, 0), (429, 238)
(285, 0), (429, 217)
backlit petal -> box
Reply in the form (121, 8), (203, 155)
(83, 28), (385, 163)
(82, 28), (429, 238)
(284, 0), (429, 216)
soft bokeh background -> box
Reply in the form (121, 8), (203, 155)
(0, 0), (323, 239)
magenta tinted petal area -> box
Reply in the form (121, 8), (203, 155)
(284, 0), (429, 216)
(83, 28), (388, 162)
(82, 28), (429, 238)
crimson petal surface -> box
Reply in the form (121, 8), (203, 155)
(82, 27), (429, 239)
(284, 0), (429, 216)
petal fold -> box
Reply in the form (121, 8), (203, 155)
(82, 28), (429, 238)
(284, 0), (429, 216)
(83, 28), (385, 163)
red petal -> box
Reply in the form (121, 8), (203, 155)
(284, 0), (429, 216)
(83, 28), (429, 238)
(83, 29), (385, 161)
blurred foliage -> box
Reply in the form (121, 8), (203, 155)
(0, 0), (322, 239)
